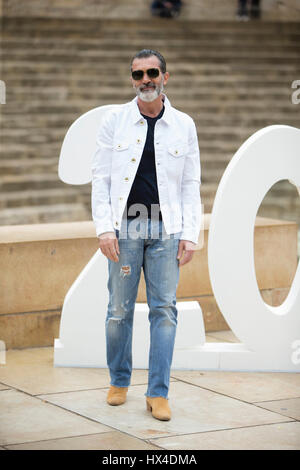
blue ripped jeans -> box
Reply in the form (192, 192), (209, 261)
(106, 218), (180, 399)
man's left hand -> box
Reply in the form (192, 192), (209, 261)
(177, 240), (196, 267)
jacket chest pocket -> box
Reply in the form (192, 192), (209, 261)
(167, 141), (187, 178)
(114, 141), (130, 153)
(168, 142), (188, 159)
(112, 141), (130, 169)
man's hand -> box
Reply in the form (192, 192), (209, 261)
(177, 240), (196, 267)
(98, 232), (120, 262)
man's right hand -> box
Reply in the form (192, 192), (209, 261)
(98, 232), (120, 262)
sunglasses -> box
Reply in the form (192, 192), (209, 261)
(131, 68), (160, 81)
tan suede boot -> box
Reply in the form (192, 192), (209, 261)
(146, 397), (171, 421)
(107, 386), (128, 406)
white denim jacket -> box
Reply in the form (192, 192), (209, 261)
(91, 95), (202, 244)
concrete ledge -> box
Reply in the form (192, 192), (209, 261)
(0, 215), (298, 348)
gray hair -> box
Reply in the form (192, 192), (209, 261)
(130, 49), (167, 74)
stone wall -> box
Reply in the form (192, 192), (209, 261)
(2, 0), (300, 21)
(0, 215), (298, 349)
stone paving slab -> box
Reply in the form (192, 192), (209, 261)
(0, 389), (112, 446)
(5, 431), (160, 450)
(255, 398), (300, 421)
(0, 383), (10, 391)
(0, 347), (155, 395)
(150, 421), (300, 450)
(39, 381), (290, 441)
(170, 370), (300, 402)
(1, 345), (299, 450)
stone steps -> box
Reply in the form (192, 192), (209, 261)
(3, 37), (300, 49)
(0, 142), (241, 159)
(5, 85), (294, 99)
(0, 157), (59, 175)
(2, 115), (299, 134)
(3, 0), (300, 21)
(0, 204), (90, 226)
(3, 17), (300, 33)
(0, 187), (90, 209)
(3, 60), (300, 72)
(3, 42), (300, 55)
(0, 175), (297, 205)
(1, 17), (299, 226)
(3, 54), (299, 66)
(2, 77), (298, 90)
(0, 182), (297, 227)
(0, 125), (265, 142)
(1, 156), (297, 193)
(3, 101), (298, 117)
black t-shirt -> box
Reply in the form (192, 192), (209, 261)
(126, 106), (165, 220)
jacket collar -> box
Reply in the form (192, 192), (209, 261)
(130, 94), (172, 125)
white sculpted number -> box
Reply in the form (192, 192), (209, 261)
(55, 105), (300, 372)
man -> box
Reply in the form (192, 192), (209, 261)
(91, 49), (201, 421)
(236, 0), (261, 20)
(151, 0), (182, 18)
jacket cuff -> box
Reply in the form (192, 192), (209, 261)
(95, 224), (115, 238)
(180, 231), (199, 245)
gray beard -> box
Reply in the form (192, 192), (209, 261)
(135, 81), (164, 103)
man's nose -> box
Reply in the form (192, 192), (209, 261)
(142, 72), (151, 82)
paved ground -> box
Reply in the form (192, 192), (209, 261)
(0, 331), (300, 450)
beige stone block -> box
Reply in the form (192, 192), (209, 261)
(177, 228), (211, 298)
(152, 422), (300, 450)
(39, 381), (288, 440)
(0, 389), (111, 446)
(0, 310), (61, 349)
(136, 222), (211, 300)
(6, 431), (160, 450)
(0, 222), (98, 315)
(253, 219), (298, 290)
(138, 293), (229, 332)
(135, 216), (297, 300)
(195, 295), (229, 332)
(0, 216), (297, 348)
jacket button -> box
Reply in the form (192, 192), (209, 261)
(131, 158), (136, 162)
(124, 177), (129, 181)
(140, 120), (144, 125)
(116, 221), (118, 226)
(137, 139), (141, 144)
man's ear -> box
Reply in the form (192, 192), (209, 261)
(163, 71), (170, 86)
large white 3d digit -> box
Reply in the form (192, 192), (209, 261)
(58, 104), (121, 185)
(54, 109), (300, 371)
(207, 125), (300, 371)
(54, 104), (205, 368)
